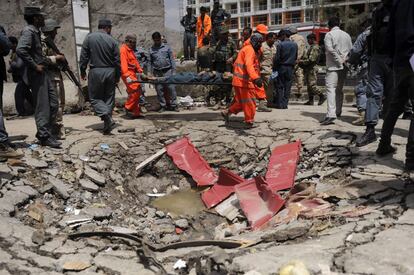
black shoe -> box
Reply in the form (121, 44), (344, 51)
(103, 115), (115, 135)
(170, 106), (180, 112)
(356, 127), (377, 147)
(40, 137), (62, 148)
(402, 112), (413, 120)
(318, 95), (326, 105)
(304, 100), (314, 106)
(158, 107), (166, 113)
(320, 117), (335, 125)
(376, 142), (396, 156)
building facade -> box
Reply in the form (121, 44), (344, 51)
(181, 0), (380, 39)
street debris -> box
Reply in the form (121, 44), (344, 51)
(174, 259), (187, 270)
(135, 147), (166, 173)
(166, 137), (218, 186)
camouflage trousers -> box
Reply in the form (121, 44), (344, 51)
(304, 68), (322, 97)
(50, 76), (65, 138)
(294, 64), (304, 95)
(261, 73), (274, 104)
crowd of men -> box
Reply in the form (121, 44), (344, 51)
(0, 0), (413, 171)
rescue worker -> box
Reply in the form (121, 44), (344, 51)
(8, 36), (34, 117)
(260, 32), (277, 110)
(273, 29), (298, 109)
(221, 33), (264, 128)
(0, 28), (23, 158)
(180, 7), (197, 60)
(212, 26), (237, 105)
(298, 33), (325, 106)
(289, 26), (306, 100)
(80, 19), (120, 135)
(17, 7), (61, 148)
(210, 0), (231, 45)
(320, 17), (352, 126)
(196, 7), (211, 48)
(237, 27), (252, 50)
(41, 18), (66, 139)
(356, 0), (394, 146)
(120, 34), (145, 118)
(376, 0), (414, 171)
(135, 46), (149, 113)
(149, 31), (178, 113)
(242, 24), (267, 48)
(197, 36), (213, 72)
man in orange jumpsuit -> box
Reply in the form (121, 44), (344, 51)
(120, 34), (144, 118)
(222, 33), (264, 128)
(241, 24), (271, 112)
(196, 6), (211, 48)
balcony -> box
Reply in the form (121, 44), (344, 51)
(240, 6), (251, 13)
(254, 5), (268, 11)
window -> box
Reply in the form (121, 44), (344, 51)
(271, 13), (282, 25)
(187, 0), (195, 5)
(229, 3), (238, 14)
(271, 0), (282, 9)
(285, 11), (302, 24)
(253, 14), (268, 26)
(305, 9), (318, 22)
(230, 18), (239, 29)
(287, 0), (302, 7)
(240, 1), (251, 13)
(240, 16), (251, 28)
(256, 0), (268, 11)
(199, 0), (210, 3)
(306, 0), (319, 5)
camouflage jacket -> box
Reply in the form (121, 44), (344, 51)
(41, 34), (62, 79)
(212, 39), (237, 72)
(299, 44), (320, 69)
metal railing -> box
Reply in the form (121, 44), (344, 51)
(254, 5), (268, 11)
(240, 6), (251, 13)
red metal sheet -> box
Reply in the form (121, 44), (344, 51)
(201, 168), (245, 208)
(235, 177), (285, 230)
(265, 140), (301, 192)
(166, 137), (218, 186)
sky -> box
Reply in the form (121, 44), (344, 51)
(165, 0), (181, 31)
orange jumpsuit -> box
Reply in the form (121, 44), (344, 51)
(196, 15), (211, 48)
(241, 38), (266, 100)
(120, 44), (143, 117)
(230, 44), (261, 123)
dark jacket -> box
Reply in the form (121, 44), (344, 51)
(387, 0), (414, 68)
(0, 27), (10, 82)
(273, 40), (298, 70)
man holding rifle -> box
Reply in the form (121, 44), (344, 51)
(41, 19), (67, 139)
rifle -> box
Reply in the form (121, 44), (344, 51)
(44, 36), (87, 101)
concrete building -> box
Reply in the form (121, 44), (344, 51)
(180, 0), (381, 39)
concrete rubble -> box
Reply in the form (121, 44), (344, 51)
(0, 105), (413, 275)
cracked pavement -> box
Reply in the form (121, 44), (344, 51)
(0, 101), (413, 275)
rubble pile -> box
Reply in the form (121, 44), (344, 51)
(0, 119), (412, 274)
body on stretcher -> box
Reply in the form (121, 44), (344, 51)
(132, 71), (233, 86)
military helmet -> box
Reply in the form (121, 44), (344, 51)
(42, 19), (60, 33)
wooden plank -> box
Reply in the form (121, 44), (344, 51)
(135, 148), (167, 172)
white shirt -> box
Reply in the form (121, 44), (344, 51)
(324, 26), (352, 71)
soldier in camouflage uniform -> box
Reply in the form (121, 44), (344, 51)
(298, 33), (326, 106)
(289, 26), (306, 100)
(210, 0), (231, 46)
(211, 26), (236, 106)
(41, 19), (66, 139)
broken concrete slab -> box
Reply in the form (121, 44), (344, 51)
(84, 167), (106, 186)
(48, 176), (71, 199)
(262, 220), (312, 242)
(79, 179), (100, 192)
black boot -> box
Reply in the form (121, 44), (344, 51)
(376, 141), (396, 156)
(304, 96), (314, 105)
(40, 137), (62, 149)
(356, 125), (377, 147)
(318, 94), (327, 105)
(103, 115), (115, 135)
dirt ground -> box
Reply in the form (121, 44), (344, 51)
(0, 99), (413, 275)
